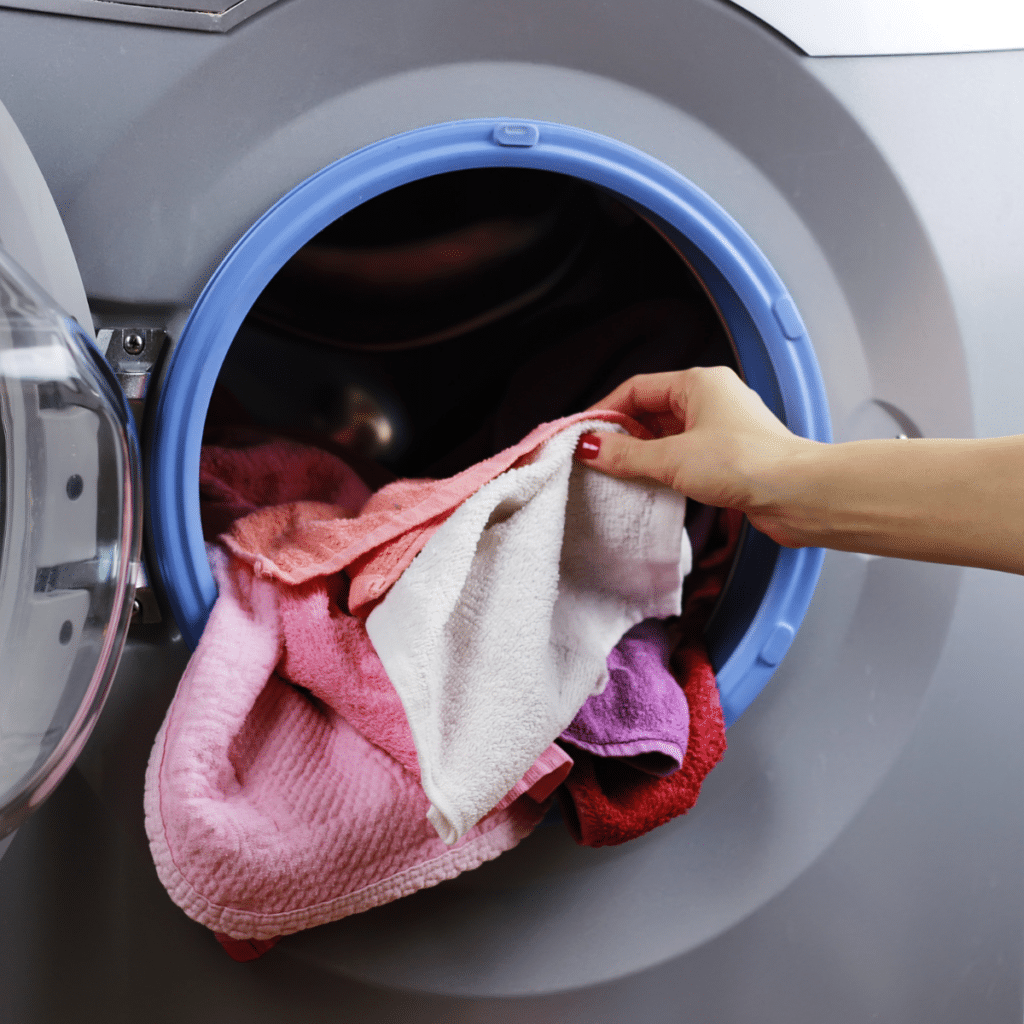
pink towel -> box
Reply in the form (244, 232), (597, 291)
(145, 549), (570, 942)
(276, 572), (570, 814)
(218, 409), (645, 616)
(199, 436), (574, 808)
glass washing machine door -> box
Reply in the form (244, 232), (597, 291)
(0, 100), (141, 843)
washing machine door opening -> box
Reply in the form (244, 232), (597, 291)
(149, 119), (832, 727)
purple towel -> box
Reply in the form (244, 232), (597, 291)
(561, 619), (690, 777)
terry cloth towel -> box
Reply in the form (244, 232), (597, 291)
(276, 570), (572, 812)
(200, 437), (573, 806)
(561, 618), (690, 777)
(556, 507), (741, 847)
(365, 419), (690, 844)
(200, 437), (373, 541)
(219, 409), (646, 617)
(145, 549), (566, 944)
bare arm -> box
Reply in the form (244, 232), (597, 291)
(579, 367), (1024, 575)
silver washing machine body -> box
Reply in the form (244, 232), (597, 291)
(0, 1), (1022, 1020)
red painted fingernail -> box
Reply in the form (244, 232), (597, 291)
(576, 433), (601, 460)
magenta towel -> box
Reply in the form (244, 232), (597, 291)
(144, 549), (569, 942)
(217, 409), (648, 616)
(562, 620), (690, 777)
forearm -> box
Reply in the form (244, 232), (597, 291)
(753, 436), (1024, 575)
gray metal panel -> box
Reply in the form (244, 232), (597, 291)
(0, 0), (284, 32)
(807, 49), (1024, 442)
(0, 100), (92, 335)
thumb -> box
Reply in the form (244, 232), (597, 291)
(575, 430), (680, 489)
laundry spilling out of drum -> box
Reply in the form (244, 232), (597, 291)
(145, 170), (740, 960)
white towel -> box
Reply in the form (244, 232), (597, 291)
(366, 420), (690, 844)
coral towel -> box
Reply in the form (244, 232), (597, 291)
(221, 410), (641, 617)
(365, 419), (690, 844)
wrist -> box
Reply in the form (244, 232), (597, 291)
(743, 436), (833, 548)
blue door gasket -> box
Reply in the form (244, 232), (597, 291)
(148, 117), (832, 726)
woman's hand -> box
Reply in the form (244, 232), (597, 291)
(579, 366), (1024, 573)
(578, 367), (815, 546)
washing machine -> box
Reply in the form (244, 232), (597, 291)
(1, 1), (1023, 1020)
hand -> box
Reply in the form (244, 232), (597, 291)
(578, 367), (816, 546)
(580, 367), (1024, 574)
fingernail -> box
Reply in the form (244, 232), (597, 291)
(576, 433), (601, 460)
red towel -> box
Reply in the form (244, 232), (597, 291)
(557, 507), (741, 847)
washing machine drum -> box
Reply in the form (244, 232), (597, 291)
(251, 169), (593, 351)
(150, 120), (832, 724)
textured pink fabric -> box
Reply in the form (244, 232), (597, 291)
(277, 574), (421, 776)
(218, 410), (645, 616)
(200, 438), (373, 542)
(200, 438), (573, 801)
(276, 571), (572, 810)
(145, 551), (564, 942)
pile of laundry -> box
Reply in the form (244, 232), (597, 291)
(144, 410), (736, 962)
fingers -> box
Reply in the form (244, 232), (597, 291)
(576, 430), (682, 489)
(587, 371), (687, 423)
(587, 366), (745, 436)
(577, 367), (797, 511)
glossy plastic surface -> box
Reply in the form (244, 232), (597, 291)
(0, 248), (140, 840)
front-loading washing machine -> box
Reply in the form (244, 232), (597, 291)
(0, 1), (1023, 1020)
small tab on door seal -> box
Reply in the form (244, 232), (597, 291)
(492, 123), (540, 147)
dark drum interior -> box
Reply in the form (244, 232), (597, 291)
(210, 168), (740, 479)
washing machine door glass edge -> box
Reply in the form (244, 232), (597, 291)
(0, 102), (142, 841)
